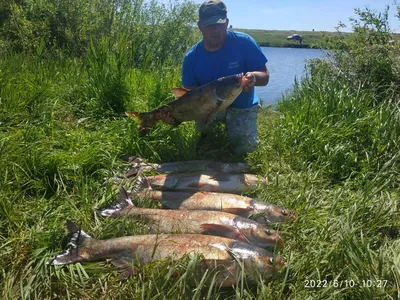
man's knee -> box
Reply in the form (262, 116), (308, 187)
(233, 133), (259, 156)
(226, 106), (260, 155)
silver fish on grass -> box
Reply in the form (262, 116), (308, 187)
(134, 172), (267, 194)
(48, 221), (284, 286)
(134, 190), (295, 224)
(125, 156), (251, 177)
(97, 188), (284, 249)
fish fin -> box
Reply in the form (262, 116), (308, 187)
(125, 169), (139, 178)
(110, 258), (137, 280)
(128, 156), (144, 164)
(47, 221), (92, 266)
(209, 243), (239, 263)
(96, 187), (135, 217)
(125, 156), (146, 177)
(125, 111), (139, 119)
(200, 224), (249, 243)
(124, 171), (152, 195)
(223, 207), (252, 216)
(208, 243), (240, 264)
(203, 98), (225, 123)
(171, 88), (189, 99)
(135, 173), (152, 192)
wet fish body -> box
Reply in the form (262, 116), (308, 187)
(126, 156), (251, 176)
(97, 189), (283, 249)
(137, 172), (267, 194)
(135, 190), (295, 224)
(48, 221), (284, 286)
(126, 73), (250, 136)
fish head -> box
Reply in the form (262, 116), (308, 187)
(215, 73), (248, 100)
(245, 250), (285, 278)
(268, 255), (285, 272)
(250, 201), (296, 224)
(227, 241), (284, 279)
(249, 226), (284, 249)
(252, 254), (285, 277)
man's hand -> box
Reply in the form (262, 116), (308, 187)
(243, 72), (256, 92)
(156, 109), (175, 125)
(243, 67), (270, 92)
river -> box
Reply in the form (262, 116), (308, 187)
(256, 47), (327, 106)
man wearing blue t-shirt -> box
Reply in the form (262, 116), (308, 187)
(182, 0), (269, 155)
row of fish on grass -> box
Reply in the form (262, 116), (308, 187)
(49, 157), (295, 286)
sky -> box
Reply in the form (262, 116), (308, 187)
(157, 0), (400, 32)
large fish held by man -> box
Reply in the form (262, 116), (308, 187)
(48, 221), (284, 286)
(133, 189), (296, 225)
(97, 188), (284, 249)
(125, 73), (250, 136)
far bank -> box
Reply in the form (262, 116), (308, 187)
(233, 28), (346, 48)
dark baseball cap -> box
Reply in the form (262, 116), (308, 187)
(199, 0), (227, 27)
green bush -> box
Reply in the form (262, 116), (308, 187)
(0, 0), (198, 61)
(275, 5), (400, 188)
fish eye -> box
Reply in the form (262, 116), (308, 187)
(281, 209), (288, 216)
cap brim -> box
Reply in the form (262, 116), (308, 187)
(200, 15), (227, 27)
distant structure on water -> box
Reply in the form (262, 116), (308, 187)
(287, 34), (303, 44)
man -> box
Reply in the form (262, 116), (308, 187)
(182, 0), (269, 156)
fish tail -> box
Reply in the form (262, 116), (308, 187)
(47, 221), (92, 266)
(96, 187), (135, 217)
(129, 171), (152, 194)
(125, 156), (145, 177)
(125, 111), (157, 137)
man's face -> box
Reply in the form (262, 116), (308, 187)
(198, 20), (229, 50)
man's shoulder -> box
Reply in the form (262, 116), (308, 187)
(227, 30), (255, 43)
(185, 40), (202, 58)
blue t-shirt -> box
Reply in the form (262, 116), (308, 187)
(182, 30), (268, 109)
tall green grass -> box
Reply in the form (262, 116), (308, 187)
(1, 2), (400, 300)
(276, 60), (400, 188)
(1, 52), (399, 298)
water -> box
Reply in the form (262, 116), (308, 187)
(256, 47), (326, 106)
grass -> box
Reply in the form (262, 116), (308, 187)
(1, 39), (400, 299)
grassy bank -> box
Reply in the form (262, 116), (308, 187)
(1, 52), (399, 300)
(235, 29), (400, 49)
(234, 29), (341, 48)
(1, 1), (400, 299)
